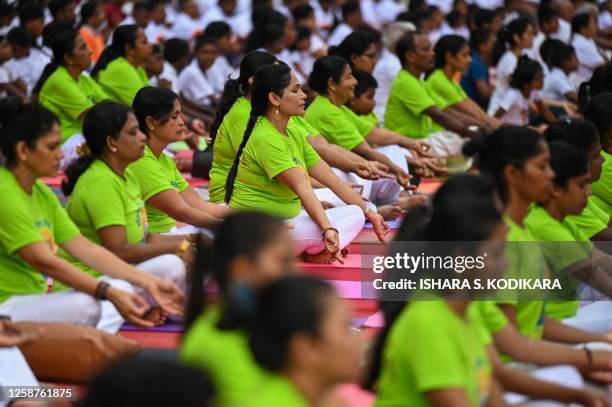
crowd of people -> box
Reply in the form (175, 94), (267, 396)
(1, 0), (612, 404)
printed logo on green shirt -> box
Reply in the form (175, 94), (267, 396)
(35, 219), (57, 254)
(170, 181), (180, 189)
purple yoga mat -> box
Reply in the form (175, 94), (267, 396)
(120, 321), (184, 333)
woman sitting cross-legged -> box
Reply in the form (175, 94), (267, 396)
(0, 99), (183, 334)
(60, 101), (190, 327)
(225, 63), (387, 263)
(130, 86), (231, 236)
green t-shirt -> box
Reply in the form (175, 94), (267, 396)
(209, 98), (317, 204)
(181, 308), (271, 407)
(62, 160), (147, 276)
(591, 151), (612, 216)
(0, 168), (80, 303)
(383, 70), (446, 139)
(229, 116), (321, 219)
(96, 57), (149, 106)
(39, 67), (109, 143)
(496, 216), (547, 352)
(426, 69), (467, 107)
(209, 97), (251, 203)
(304, 95), (373, 151)
(129, 145), (189, 233)
(525, 206), (593, 320)
(245, 375), (309, 407)
(375, 301), (492, 407)
(473, 301), (509, 346)
(359, 111), (379, 128)
(566, 195), (610, 239)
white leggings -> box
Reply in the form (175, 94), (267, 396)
(98, 254), (187, 333)
(164, 224), (214, 239)
(563, 301), (612, 333)
(504, 364), (584, 406)
(0, 254), (186, 335)
(0, 346), (38, 389)
(60, 133), (85, 170)
(375, 144), (411, 174)
(424, 131), (471, 174)
(289, 205), (365, 255)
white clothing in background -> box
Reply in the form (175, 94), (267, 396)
(572, 33), (606, 85)
(5, 48), (50, 96)
(172, 13), (205, 40)
(328, 23), (352, 47)
(488, 51), (519, 116)
(201, 6), (253, 38)
(159, 61), (180, 94)
(551, 19), (571, 44)
(373, 48), (402, 125)
(542, 67), (575, 101)
(496, 88), (541, 126)
(178, 60), (218, 107)
(145, 21), (175, 44)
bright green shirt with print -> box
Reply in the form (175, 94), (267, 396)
(374, 301), (492, 407)
(591, 151), (612, 215)
(566, 196), (609, 239)
(525, 206), (592, 320)
(0, 168), (80, 304)
(209, 98), (318, 203)
(39, 67), (109, 143)
(229, 116), (321, 219)
(62, 160), (147, 276)
(96, 57), (149, 105)
(245, 375), (308, 407)
(496, 216), (547, 354)
(384, 70), (446, 138)
(426, 69), (467, 107)
(181, 307), (271, 407)
(129, 145), (189, 233)
(304, 95), (374, 151)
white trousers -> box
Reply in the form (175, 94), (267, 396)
(564, 301), (612, 333)
(425, 131), (471, 174)
(504, 364), (584, 406)
(97, 254), (187, 333)
(375, 144), (411, 174)
(60, 133), (85, 170)
(289, 205), (365, 255)
(0, 346), (38, 389)
(164, 224), (214, 239)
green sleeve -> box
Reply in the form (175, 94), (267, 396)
(250, 134), (300, 180)
(45, 184), (80, 245)
(342, 106), (375, 138)
(166, 155), (190, 192)
(82, 178), (128, 230)
(427, 72), (466, 106)
(132, 157), (177, 201)
(566, 198), (608, 238)
(0, 194), (44, 255)
(395, 76), (436, 116)
(90, 76), (110, 102)
(98, 62), (148, 105)
(301, 134), (321, 169)
(408, 315), (468, 392)
(315, 109), (366, 151)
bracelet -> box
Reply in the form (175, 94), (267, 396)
(321, 227), (339, 240)
(94, 281), (111, 301)
(583, 345), (593, 367)
(176, 239), (191, 257)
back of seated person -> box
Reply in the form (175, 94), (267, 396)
(91, 24), (151, 106)
(541, 39), (579, 104)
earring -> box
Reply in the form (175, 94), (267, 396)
(110, 147), (117, 153)
(275, 108), (279, 114)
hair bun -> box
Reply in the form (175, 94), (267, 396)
(462, 134), (487, 157)
(0, 96), (26, 128)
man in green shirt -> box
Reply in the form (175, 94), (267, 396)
(383, 31), (483, 173)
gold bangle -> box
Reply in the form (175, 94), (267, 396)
(176, 239), (191, 256)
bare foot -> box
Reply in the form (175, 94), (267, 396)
(397, 195), (428, 211)
(143, 307), (166, 326)
(301, 248), (349, 264)
(377, 205), (403, 221)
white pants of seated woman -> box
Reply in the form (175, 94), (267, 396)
(375, 144), (412, 174)
(60, 133), (86, 170)
(164, 225), (214, 239)
(425, 131), (471, 174)
(289, 205), (365, 255)
(504, 364), (584, 406)
(0, 347), (38, 389)
(563, 301), (612, 333)
(98, 254), (187, 333)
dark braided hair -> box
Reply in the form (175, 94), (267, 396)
(209, 51), (277, 143)
(224, 63), (292, 204)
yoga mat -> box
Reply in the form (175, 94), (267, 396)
(42, 175), (66, 188)
(327, 280), (377, 300)
(365, 218), (402, 230)
(298, 253), (362, 269)
(120, 321), (184, 333)
(363, 311), (384, 328)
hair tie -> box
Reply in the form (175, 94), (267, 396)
(76, 142), (91, 157)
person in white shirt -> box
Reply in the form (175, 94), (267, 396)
(292, 4), (327, 59)
(145, 0), (174, 44)
(493, 57), (556, 125)
(159, 38), (190, 94)
(0, 2), (18, 37)
(373, 21), (414, 123)
(599, 0), (612, 33)
(488, 17), (534, 116)
(292, 25), (317, 77)
(439, 10), (469, 39)
(178, 35), (221, 107)
(529, 7), (560, 65)
(203, 21), (240, 73)
(327, 0), (362, 46)
(172, 0), (206, 40)
(310, 0), (336, 37)
(5, 27), (49, 97)
(374, 0), (406, 27)
(200, 0), (252, 39)
(542, 40), (578, 103)
(571, 13), (607, 85)
(550, 0), (574, 43)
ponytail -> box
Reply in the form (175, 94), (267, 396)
(492, 17), (531, 65)
(210, 51), (277, 143)
(33, 28), (78, 96)
(224, 111), (258, 203)
(91, 24), (139, 78)
(185, 233), (215, 329)
(62, 101), (132, 195)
